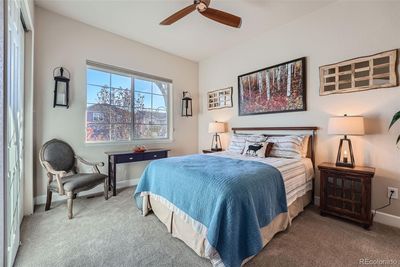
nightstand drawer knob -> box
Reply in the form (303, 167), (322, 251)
(153, 155), (157, 158)
(129, 157), (133, 160)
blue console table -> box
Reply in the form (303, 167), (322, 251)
(104, 149), (170, 196)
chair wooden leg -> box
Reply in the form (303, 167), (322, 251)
(104, 178), (109, 200)
(45, 187), (52, 211)
(67, 192), (74, 219)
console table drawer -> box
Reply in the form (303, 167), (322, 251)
(116, 153), (144, 164)
(144, 151), (167, 160)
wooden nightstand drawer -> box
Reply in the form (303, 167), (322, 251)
(318, 162), (375, 229)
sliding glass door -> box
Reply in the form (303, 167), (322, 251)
(6, 0), (25, 265)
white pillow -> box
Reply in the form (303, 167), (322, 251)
(227, 134), (265, 154)
(268, 135), (306, 159)
(242, 141), (267, 158)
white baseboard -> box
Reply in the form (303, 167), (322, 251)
(372, 211), (400, 228)
(313, 196), (399, 228)
(34, 178), (139, 205)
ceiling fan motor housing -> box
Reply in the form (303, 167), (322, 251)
(195, 0), (208, 12)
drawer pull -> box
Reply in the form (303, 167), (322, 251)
(153, 155), (157, 158)
(129, 157), (133, 160)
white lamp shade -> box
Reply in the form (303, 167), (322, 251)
(208, 122), (226, 133)
(328, 116), (365, 136)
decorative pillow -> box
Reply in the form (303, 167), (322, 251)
(264, 142), (274, 157)
(301, 135), (310, 158)
(268, 135), (306, 159)
(227, 134), (265, 154)
(242, 141), (274, 158)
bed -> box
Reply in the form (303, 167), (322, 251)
(134, 127), (318, 267)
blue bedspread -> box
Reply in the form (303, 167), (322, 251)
(134, 154), (287, 267)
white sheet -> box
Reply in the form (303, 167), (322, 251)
(208, 151), (314, 206)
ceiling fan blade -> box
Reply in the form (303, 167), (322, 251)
(160, 4), (197, 25)
(200, 7), (242, 28)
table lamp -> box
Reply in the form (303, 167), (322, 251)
(208, 121), (226, 151)
(328, 114), (364, 168)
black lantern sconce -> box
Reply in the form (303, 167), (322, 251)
(181, 91), (192, 117)
(53, 67), (70, 108)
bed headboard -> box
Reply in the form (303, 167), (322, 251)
(231, 127), (318, 167)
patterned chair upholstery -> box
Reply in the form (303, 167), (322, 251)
(39, 139), (109, 219)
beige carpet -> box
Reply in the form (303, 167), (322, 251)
(15, 187), (400, 267)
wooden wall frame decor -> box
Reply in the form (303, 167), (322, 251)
(320, 49), (398, 96)
(238, 57), (306, 116)
(207, 87), (233, 110)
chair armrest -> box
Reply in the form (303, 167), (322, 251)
(75, 155), (104, 167)
(42, 161), (67, 195)
(75, 155), (104, 173)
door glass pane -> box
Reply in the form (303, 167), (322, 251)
(7, 3), (24, 265)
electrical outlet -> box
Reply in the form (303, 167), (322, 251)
(388, 187), (399, 199)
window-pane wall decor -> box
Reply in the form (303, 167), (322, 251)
(319, 49), (398, 96)
(208, 87), (233, 110)
(85, 63), (172, 143)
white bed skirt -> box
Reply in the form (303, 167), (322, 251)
(141, 186), (313, 266)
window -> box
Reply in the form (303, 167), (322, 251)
(93, 112), (105, 122)
(86, 63), (172, 143)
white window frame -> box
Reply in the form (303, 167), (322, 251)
(85, 61), (173, 144)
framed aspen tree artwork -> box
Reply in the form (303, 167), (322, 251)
(238, 57), (306, 116)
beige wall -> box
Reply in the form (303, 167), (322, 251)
(34, 8), (198, 197)
(198, 1), (400, 216)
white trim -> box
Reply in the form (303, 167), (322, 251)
(21, 0), (35, 216)
(314, 196), (399, 228)
(372, 211), (400, 229)
(34, 178), (139, 205)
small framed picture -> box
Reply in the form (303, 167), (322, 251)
(207, 87), (233, 110)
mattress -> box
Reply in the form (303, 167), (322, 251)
(144, 153), (315, 266)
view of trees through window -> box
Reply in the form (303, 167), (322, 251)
(86, 67), (170, 142)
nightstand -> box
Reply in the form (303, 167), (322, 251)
(202, 149), (224, 154)
(318, 162), (375, 229)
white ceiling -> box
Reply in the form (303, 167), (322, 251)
(35, 0), (334, 62)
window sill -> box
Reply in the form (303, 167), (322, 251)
(84, 138), (174, 147)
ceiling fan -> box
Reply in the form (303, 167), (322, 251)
(160, 0), (242, 28)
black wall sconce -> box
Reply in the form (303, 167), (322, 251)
(53, 67), (70, 108)
(181, 91), (192, 117)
